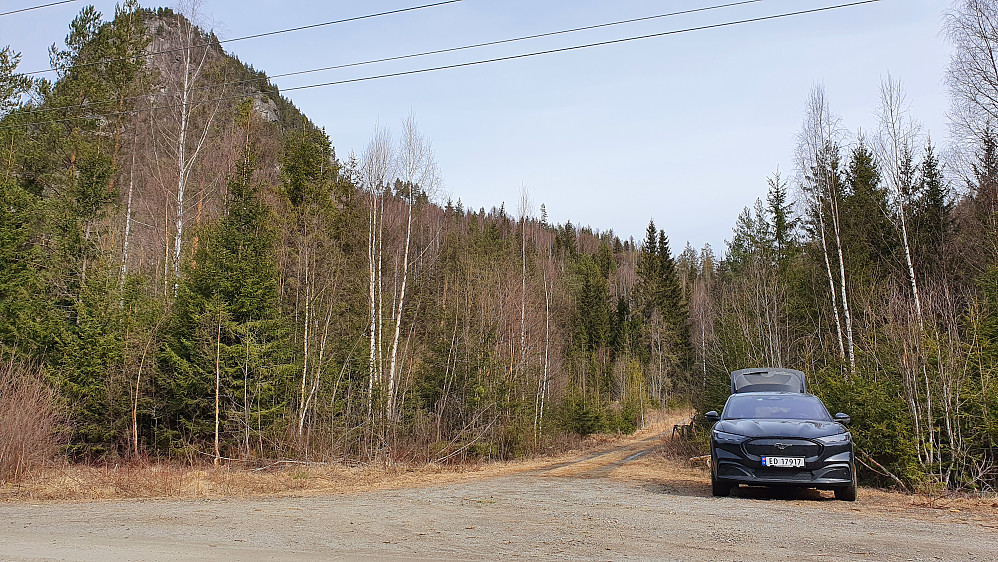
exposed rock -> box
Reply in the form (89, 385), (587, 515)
(252, 94), (279, 122)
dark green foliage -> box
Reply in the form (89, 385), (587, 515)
(766, 172), (798, 265)
(841, 139), (895, 280)
(557, 393), (604, 437)
(0, 179), (56, 354)
(159, 151), (288, 453)
(814, 368), (922, 486)
(911, 140), (953, 280)
(571, 254), (611, 356)
(0, 46), (33, 116)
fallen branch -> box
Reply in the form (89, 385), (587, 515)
(434, 416), (499, 464)
(250, 459), (330, 472)
(855, 445), (909, 493)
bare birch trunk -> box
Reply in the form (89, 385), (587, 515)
(829, 193), (855, 374)
(119, 141), (137, 307)
(367, 192), (377, 418)
(386, 200), (412, 421)
(797, 85), (848, 366)
(214, 307), (222, 467)
(878, 76), (934, 463)
(162, 2), (221, 295)
(298, 239), (310, 437)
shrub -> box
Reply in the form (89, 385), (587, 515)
(0, 356), (62, 484)
(557, 394), (604, 437)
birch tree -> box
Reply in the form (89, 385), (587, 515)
(361, 125), (394, 420)
(151, 0), (224, 293)
(877, 76), (925, 328)
(386, 114), (438, 422)
(875, 76), (939, 465)
(796, 85), (855, 374)
(946, 0), (998, 147)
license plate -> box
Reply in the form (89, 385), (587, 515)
(762, 456), (804, 468)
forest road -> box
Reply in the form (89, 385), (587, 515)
(1, 429), (995, 561)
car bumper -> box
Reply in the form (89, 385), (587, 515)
(713, 459), (853, 488)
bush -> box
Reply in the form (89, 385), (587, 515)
(557, 394), (605, 437)
(0, 356), (62, 484)
(815, 367), (923, 488)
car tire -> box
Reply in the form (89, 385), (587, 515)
(711, 471), (731, 497)
(834, 470), (857, 501)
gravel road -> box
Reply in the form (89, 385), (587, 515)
(2, 432), (995, 561)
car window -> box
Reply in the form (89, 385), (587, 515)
(722, 394), (831, 421)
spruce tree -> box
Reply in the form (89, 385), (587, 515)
(842, 138), (894, 278)
(766, 171), (798, 266)
(912, 139), (952, 278)
(160, 150), (287, 453)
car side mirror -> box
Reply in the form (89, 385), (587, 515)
(705, 411), (720, 423)
(834, 413), (851, 426)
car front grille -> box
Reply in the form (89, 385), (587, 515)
(753, 467), (813, 481)
(743, 438), (822, 459)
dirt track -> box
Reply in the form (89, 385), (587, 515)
(2, 427), (996, 561)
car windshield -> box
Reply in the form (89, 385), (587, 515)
(722, 394), (831, 421)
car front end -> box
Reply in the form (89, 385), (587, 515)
(707, 392), (856, 500)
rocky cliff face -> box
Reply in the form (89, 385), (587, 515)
(141, 9), (302, 127)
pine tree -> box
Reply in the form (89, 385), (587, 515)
(0, 46), (33, 116)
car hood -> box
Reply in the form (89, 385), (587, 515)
(714, 419), (845, 439)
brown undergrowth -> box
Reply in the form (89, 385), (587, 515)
(0, 409), (681, 503)
(0, 357), (62, 486)
(6, 407), (994, 523)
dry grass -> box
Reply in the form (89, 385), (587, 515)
(5, 406), (996, 524)
(0, 357), (62, 485)
(0, 410), (682, 503)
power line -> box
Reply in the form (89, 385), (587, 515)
(0, 0), (75, 18)
(23, 0), (464, 76)
(279, 1), (880, 93)
(17, 0), (769, 120)
(2, 0), (881, 132)
(256, 0), (767, 86)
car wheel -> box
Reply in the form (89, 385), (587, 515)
(711, 470), (731, 497)
(834, 470), (857, 501)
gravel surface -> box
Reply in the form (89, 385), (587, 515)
(2, 434), (995, 561)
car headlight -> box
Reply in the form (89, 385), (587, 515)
(817, 432), (851, 445)
(712, 430), (748, 444)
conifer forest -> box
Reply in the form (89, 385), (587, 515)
(1, 1), (997, 494)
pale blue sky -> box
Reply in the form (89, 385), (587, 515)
(2, 0), (951, 251)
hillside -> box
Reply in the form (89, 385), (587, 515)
(0, 3), (668, 470)
(1, 2), (997, 496)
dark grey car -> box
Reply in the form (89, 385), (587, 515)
(705, 392), (856, 501)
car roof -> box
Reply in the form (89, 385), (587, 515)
(729, 367), (807, 394)
(727, 391), (819, 399)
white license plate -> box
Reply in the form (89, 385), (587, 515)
(762, 456), (804, 468)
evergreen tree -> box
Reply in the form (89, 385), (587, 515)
(912, 139), (952, 279)
(0, 46), (33, 116)
(766, 171), (798, 266)
(160, 150), (287, 453)
(636, 220), (659, 316)
(0, 178), (55, 355)
(842, 138), (894, 277)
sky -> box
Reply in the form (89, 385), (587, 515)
(1, 0), (953, 252)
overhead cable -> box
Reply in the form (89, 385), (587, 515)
(1, 0), (882, 131)
(0, 0), (76, 18)
(17, 0), (768, 119)
(22, 0), (464, 76)
(278, 0), (880, 93)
